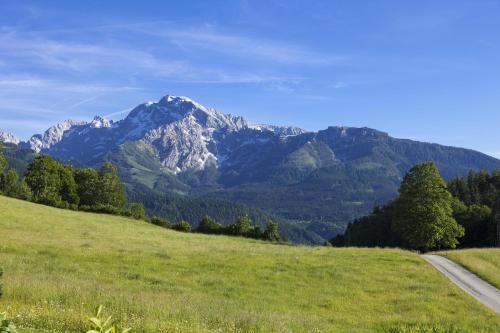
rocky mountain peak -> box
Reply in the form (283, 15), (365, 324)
(90, 116), (112, 128)
(0, 132), (20, 145)
(27, 119), (87, 152)
(7, 94), (310, 171)
(249, 124), (307, 137)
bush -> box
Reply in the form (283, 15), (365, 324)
(80, 204), (123, 215)
(151, 216), (171, 228)
(196, 216), (222, 234)
(247, 225), (263, 239)
(263, 220), (280, 242)
(172, 220), (191, 232)
(127, 203), (147, 221)
(227, 214), (251, 236)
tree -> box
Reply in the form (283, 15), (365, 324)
(230, 214), (251, 236)
(0, 143), (6, 173)
(58, 165), (79, 209)
(17, 179), (32, 201)
(450, 197), (493, 247)
(24, 156), (79, 209)
(25, 155), (63, 207)
(74, 168), (100, 207)
(392, 162), (464, 251)
(0, 169), (19, 197)
(263, 220), (280, 242)
(196, 215), (222, 234)
(0, 169), (30, 200)
(248, 225), (263, 239)
(97, 163), (126, 212)
(128, 202), (147, 220)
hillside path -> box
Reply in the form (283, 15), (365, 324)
(422, 254), (500, 313)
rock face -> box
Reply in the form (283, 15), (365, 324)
(0, 132), (20, 145)
(24, 119), (87, 153)
(20, 95), (306, 172)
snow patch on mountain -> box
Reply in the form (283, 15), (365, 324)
(90, 116), (112, 128)
(4, 94), (308, 172)
(249, 124), (307, 136)
(27, 119), (87, 152)
(0, 132), (20, 145)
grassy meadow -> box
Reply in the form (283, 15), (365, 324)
(438, 248), (500, 289)
(0, 196), (498, 333)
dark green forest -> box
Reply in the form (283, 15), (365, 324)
(331, 166), (500, 250)
(0, 143), (281, 243)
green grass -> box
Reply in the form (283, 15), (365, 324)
(0, 196), (498, 333)
(438, 248), (500, 289)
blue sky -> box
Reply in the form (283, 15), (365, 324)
(0, 0), (499, 157)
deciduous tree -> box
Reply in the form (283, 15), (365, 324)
(392, 162), (464, 251)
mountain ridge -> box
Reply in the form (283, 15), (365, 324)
(2, 94), (500, 243)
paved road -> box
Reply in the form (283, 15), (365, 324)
(422, 254), (500, 313)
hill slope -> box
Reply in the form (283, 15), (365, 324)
(0, 196), (498, 333)
(438, 249), (500, 289)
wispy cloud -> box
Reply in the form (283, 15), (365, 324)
(0, 27), (188, 74)
(0, 77), (140, 94)
(154, 27), (343, 65)
(18, 21), (343, 66)
(104, 108), (134, 118)
(331, 81), (350, 89)
(0, 14), (343, 138)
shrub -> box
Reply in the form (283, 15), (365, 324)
(196, 216), (222, 234)
(247, 225), (263, 239)
(172, 220), (191, 232)
(127, 203), (147, 221)
(227, 214), (251, 236)
(263, 220), (280, 242)
(151, 216), (171, 228)
(80, 204), (123, 215)
(0, 267), (3, 300)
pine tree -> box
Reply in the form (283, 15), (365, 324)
(393, 162), (464, 251)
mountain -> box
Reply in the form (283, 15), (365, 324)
(5, 94), (500, 243)
(0, 131), (20, 145)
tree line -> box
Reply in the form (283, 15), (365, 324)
(150, 214), (280, 241)
(0, 143), (280, 242)
(331, 162), (499, 251)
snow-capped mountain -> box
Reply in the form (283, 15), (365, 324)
(25, 119), (87, 153)
(0, 132), (20, 145)
(3, 94), (500, 243)
(19, 95), (307, 172)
